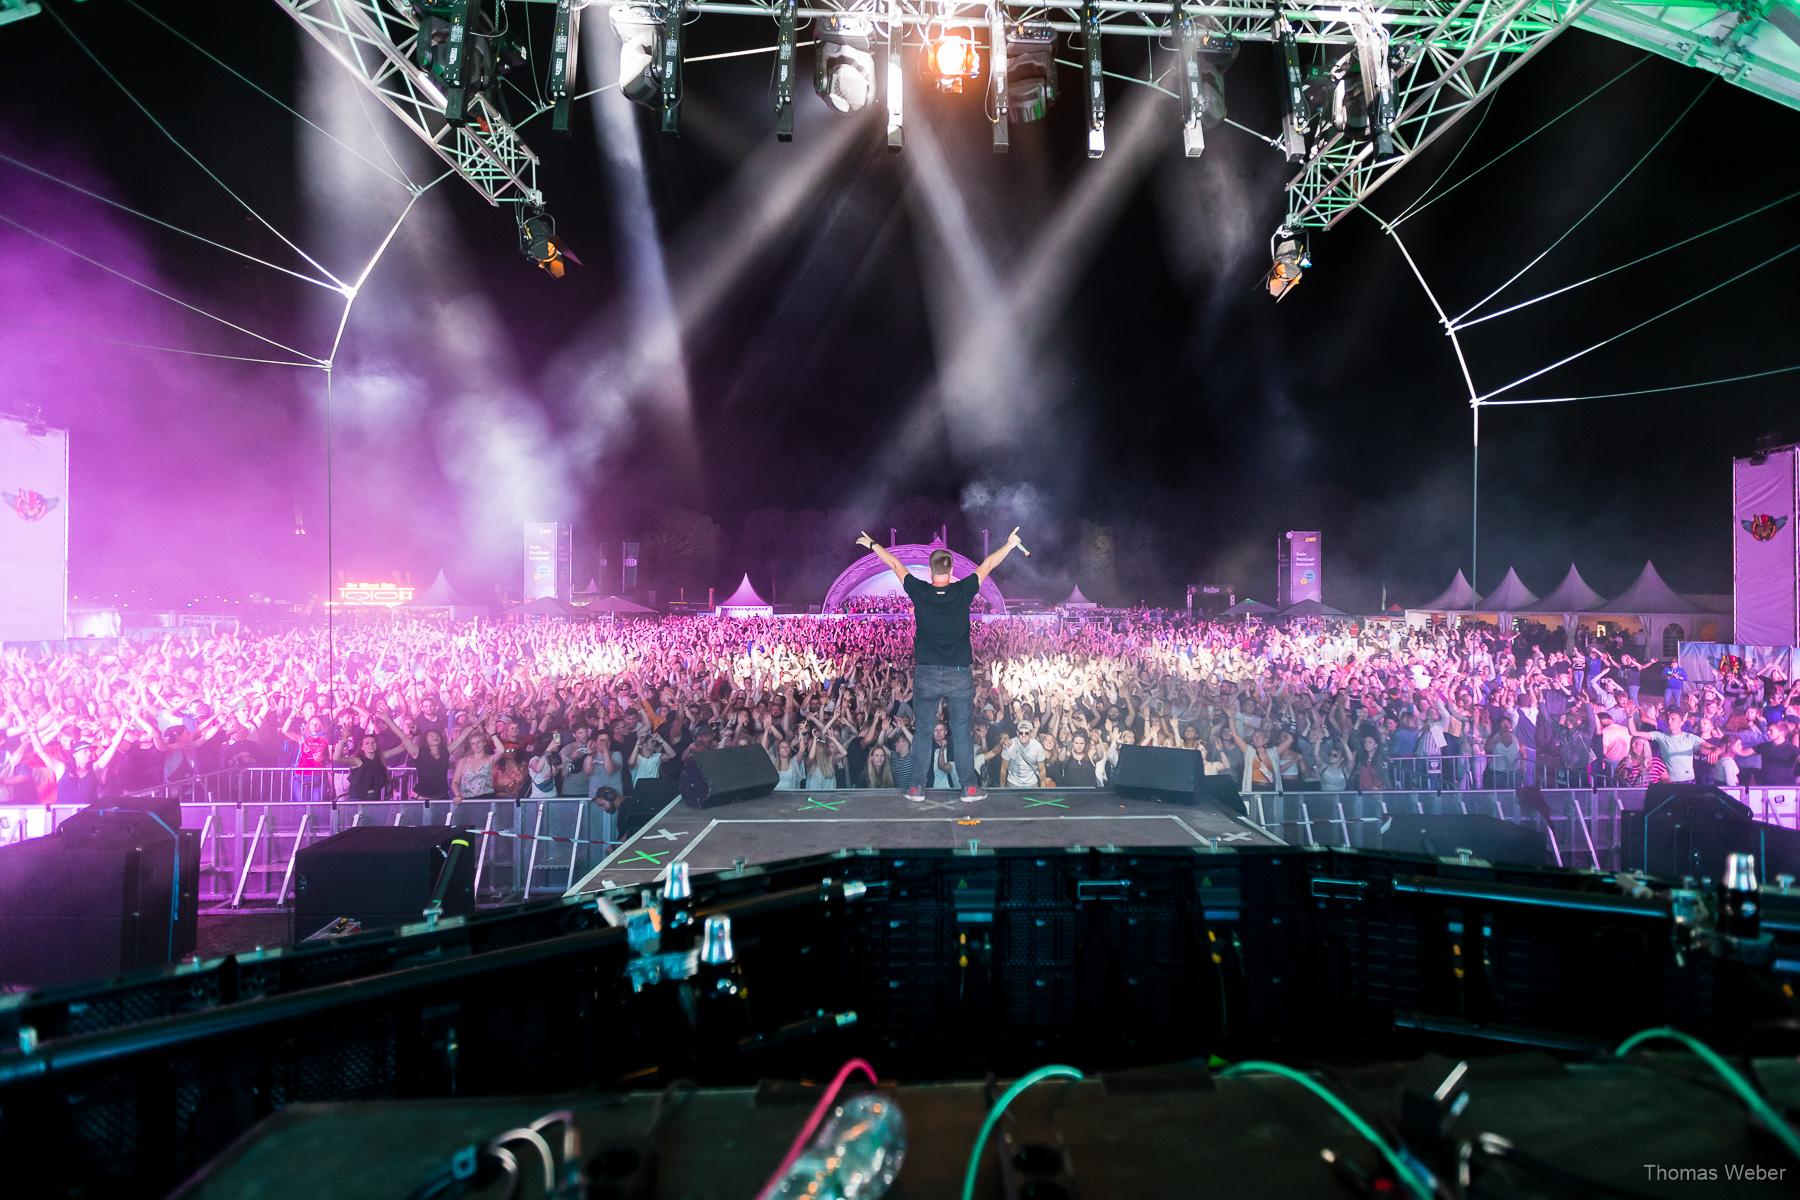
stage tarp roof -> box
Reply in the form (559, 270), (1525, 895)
(1415, 570), (1482, 612)
(1604, 561), (1705, 614)
(1481, 567), (1540, 612)
(1524, 565), (1606, 614)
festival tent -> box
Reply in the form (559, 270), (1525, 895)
(717, 574), (774, 618)
(1524, 564), (1606, 616)
(1280, 598), (1349, 619)
(1221, 598), (1276, 617)
(517, 595), (586, 618)
(1591, 560), (1729, 654)
(1480, 567), (1540, 615)
(1414, 570), (1482, 613)
(570, 576), (603, 603)
(409, 569), (485, 617)
(1062, 585), (1099, 610)
(585, 594), (657, 616)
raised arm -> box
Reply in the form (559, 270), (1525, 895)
(856, 532), (911, 583)
(974, 527), (1025, 583)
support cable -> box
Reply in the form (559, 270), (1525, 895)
(1454, 185), (1800, 331)
(1389, 93), (1494, 228)
(1475, 239), (1800, 404)
(1393, 53), (1649, 230)
(1452, 74), (1714, 324)
(120, 0), (413, 192)
(0, 211), (329, 364)
(1481, 361), (1800, 407)
(0, 152), (343, 291)
(14, 324), (326, 370)
(44, 3), (349, 290)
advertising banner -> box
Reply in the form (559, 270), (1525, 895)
(0, 419), (68, 642)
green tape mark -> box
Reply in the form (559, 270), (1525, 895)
(1025, 797), (1070, 809)
(801, 797), (845, 812)
(625, 849), (670, 865)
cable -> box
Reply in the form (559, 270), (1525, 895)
(755, 1057), (879, 1200)
(486, 1126), (556, 1193)
(960, 1064), (1085, 1200)
(1472, 1132), (1660, 1199)
(1218, 1061), (1435, 1199)
(1479, 361), (1800, 408)
(1395, 53), (1650, 229)
(1454, 75), (1716, 324)
(1614, 1027), (1800, 1162)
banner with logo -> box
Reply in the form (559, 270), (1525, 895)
(1282, 530), (1322, 607)
(1733, 449), (1799, 647)
(0, 419), (68, 642)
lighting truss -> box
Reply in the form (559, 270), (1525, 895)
(272, 0), (542, 207)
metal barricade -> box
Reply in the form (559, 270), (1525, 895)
(100, 768), (613, 906)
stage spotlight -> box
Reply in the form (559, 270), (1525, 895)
(1264, 230), (1309, 302)
(548, 0), (582, 134)
(1173, 10), (1233, 158)
(1005, 24), (1057, 124)
(519, 208), (580, 279)
(813, 14), (876, 113)
(407, 0), (524, 125)
(925, 31), (981, 93)
(609, 3), (660, 108)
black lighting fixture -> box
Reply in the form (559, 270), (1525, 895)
(813, 14), (877, 115)
(773, 0), (798, 140)
(1083, 2), (1104, 158)
(1004, 22), (1057, 126)
(922, 27), (982, 94)
(519, 208), (579, 279)
(1350, 13), (1400, 164)
(1264, 230), (1309, 302)
(607, 0), (682, 131)
(1273, 18), (1308, 162)
(410, 0), (526, 126)
(547, 0), (582, 134)
(1173, 3), (1234, 159)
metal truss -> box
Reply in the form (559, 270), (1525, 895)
(1280, 0), (1600, 229)
(273, 0), (541, 206)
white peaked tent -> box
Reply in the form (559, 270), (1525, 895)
(409, 569), (484, 615)
(1596, 561), (1728, 654)
(1222, 598), (1277, 617)
(1526, 564), (1606, 616)
(1480, 567), (1540, 619)
(1414, 570), (1483, 613)
(1063, 585), (1099, 610)
(571, 576), (603, 602)
(717, 573), (774, 618)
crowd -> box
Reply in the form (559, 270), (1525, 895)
(3, 614), (1798, 818)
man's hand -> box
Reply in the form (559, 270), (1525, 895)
(855, 531), (876, 550)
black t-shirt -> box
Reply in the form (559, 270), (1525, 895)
(1762, 741), (1800, 785)
(903, 573), (979, 667)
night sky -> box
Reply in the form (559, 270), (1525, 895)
(2, 1), (1796, 611)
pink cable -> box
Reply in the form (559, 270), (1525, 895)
(755, 1057), (879, 1200)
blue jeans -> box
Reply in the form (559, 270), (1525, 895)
(910, 665), (977, 791)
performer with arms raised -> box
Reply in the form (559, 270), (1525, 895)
(855, 528), (1028, 801)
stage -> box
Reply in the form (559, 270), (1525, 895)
(569, 787), (1283, 893)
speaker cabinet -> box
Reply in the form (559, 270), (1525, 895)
(293, 826), (474, 941)
(680, 746), (778, 810)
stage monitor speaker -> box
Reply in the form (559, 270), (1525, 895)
(1378, 813), (1550, 869)
(621, 778), (680, 839)
(1621, 783), (1800, 882)
(62, 793), (184, 833)
(1111, 746), (1202, 803)
(293, 826), (474, 941)
(681, 745), (778, 810)
(0, 810), (198, 988)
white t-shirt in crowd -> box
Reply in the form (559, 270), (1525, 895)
(1002, 738), (1048, 786)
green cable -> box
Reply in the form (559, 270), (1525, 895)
(960, 1065), (1085, 1200)
(1615, 1027), (1800, 1163)
(1219, 1062), (1435, 1200)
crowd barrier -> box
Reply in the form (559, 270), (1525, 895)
(5, 768), (613, 908)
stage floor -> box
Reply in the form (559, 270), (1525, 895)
(569, 787), (1283, 893)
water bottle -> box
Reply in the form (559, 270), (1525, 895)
(1721, 852), (1761, 939)
(772, 1092), (906, 1200)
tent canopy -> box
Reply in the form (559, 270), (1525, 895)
(1281, 598), (1348, 618)
(1525, 564), (1606, 614)
(1415, 570), (1481, 612)
(1604, 561), (1704, 614)
(518, 595), (584, 617)
(412, 569), (472, 607)
(586, 593), (656, 615)
(1063, 584), (1098, 608)
(1481, 567), (1540, 612)
(1222, 598), (1276, 616)
(719, 573), (770, 608)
